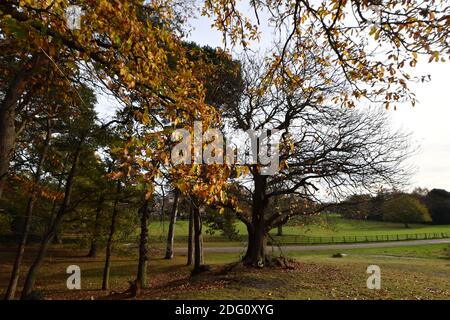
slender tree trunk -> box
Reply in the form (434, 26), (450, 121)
(4, 123), (51, 300)
(20, 137), (84, 299)
(0, 54), (45, 200)
(186, 204), (194, 266)
(102, 181), (121, 290)
(277, 225), (283, 236)
(87, 195), (105, 257)
(165, 189), (179, 259)
(136, 198), (150, 288)
(48, 157), (68, 244)
(192, 205), (204, 273)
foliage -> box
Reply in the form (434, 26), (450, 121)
(426, 189), (450, 225)
(204, 0), (450, 109)
(382, 195), (432, 227)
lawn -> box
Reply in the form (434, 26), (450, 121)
(1, 243), (449, 300)
(148, 214), (450, 243)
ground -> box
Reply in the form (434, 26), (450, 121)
(1, 243), (449, 300)
(149, 214), (450, 244)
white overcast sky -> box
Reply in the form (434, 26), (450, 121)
(97, 6), (450, 192)
(185, 8), (450, 193)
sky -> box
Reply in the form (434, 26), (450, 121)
(97, 5), (450, 193)
(184, 8), (450, 193)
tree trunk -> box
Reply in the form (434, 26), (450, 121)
(164, 189), (179, 259)
(136, 198), (150, 288)
(277, 225), (283, 236)
(186, 204), (194, 266)
(87, 195), (105, 257)
(20, 137), (83, 299)
(102, 181), (121, 290)
(243, 220), (268, 267)
(192, 205), (204, 273)
(0, 54), (45, 200)
(242, 173), (269, 267)
(4, 123), (51, 300)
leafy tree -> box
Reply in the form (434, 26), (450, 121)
(339, 194), (373, 219)
(382, 195), (432, 228)
(0, 1), (215, 201)
(426, 189), (450, 225)
(19, 86), (98, 299)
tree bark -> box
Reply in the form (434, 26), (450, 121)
(186, 204), (194, 266)
(243, 221), (268, 267)
(87, 195), (105, 257)
(0, 54), (45, 200)
(192, 204), (204, 273)
(242, 173), (269, 267)
(136, 198), (150, 288)
(164, 189), (179, 259)
(20, 137), (84, 299)
(102, 181), (121, 290)
(4, 122), (51, 300)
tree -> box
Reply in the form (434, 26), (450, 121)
(339, 194), (373, 220)
(20, 87), (98, 298)
(165, 189), (180, 259)
(186, 203), (194, 266)
(136, 196), (150, 290)
(0, 1), (213, 201)
(4, 118), (52, 299)
(102, 180), (121, 290)
(224, 54), (412, 266)
(382, 195), (432, 228)
(426, 189), (450, 225)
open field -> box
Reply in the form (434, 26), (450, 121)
(1, 243), (449, 300)
(148, 215), (450, 244)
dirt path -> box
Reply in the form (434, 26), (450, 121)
(174, 238), (450, 254)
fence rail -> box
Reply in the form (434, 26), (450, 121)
(148, 232), (450, 245)
(267, 232), (450, 245)
(2, 232), (449, 246)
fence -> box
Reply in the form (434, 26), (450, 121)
(267, 232), (450, 245)
(4, 231), (448, 246)
(150, 232), (450, 245)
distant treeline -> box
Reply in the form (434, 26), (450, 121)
(337, 188), (450, 227)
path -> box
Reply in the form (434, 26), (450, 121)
(174, 238), (450, 254)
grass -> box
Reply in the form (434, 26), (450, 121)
(1, 243), (449, 300)
(148, 214), (450, 243)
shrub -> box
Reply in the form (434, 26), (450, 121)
(382, 195), (432, 228)
(425, 189), (450, 225)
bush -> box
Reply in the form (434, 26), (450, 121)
(382, 195), (432, 227)
(425, 189), (450, 225)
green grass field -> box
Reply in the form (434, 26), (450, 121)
(148, 214), (450, 243)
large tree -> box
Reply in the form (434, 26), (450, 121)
(0, 0), (213, 199)
(225, 53), (413, 266)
